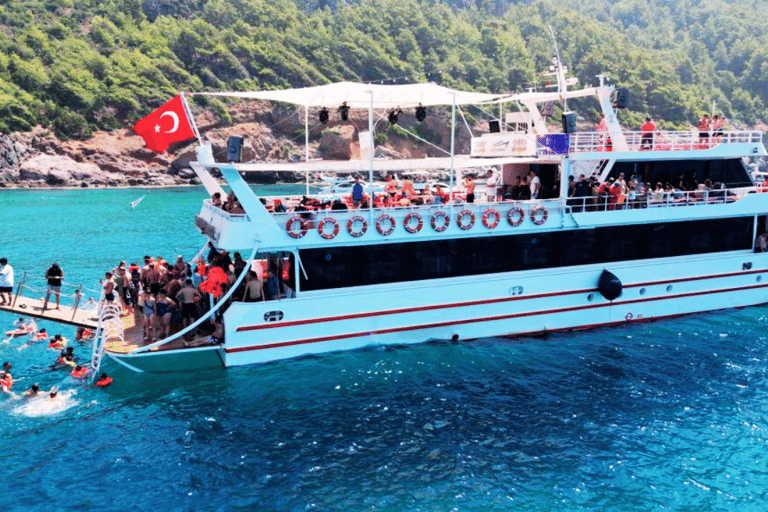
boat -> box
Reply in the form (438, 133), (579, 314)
(98, 62), (768, 373)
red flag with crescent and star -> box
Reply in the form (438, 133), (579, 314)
(133, 95), (196, 152)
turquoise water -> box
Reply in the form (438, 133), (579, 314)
(2, 187), (768, 511)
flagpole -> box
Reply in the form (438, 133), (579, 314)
(180, 91), (203, 144)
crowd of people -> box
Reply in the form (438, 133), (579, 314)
(101, 246), (291, 346)
(566, 171), (727, 211)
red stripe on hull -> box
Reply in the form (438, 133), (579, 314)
(225, 281), (768, 354)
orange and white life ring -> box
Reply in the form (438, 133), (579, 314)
(530, 205), (548, 225)
(285, 215), (308, 239)
(507, 207), (524, 227)
(346, 215), (368, 238)
(376, 214), (396, 236)
(404, 212), (423, 234)
(431, 211), (449, 232)
(456, 209), (475, 230)
(318, 217), (340, 240)
(482, 208), (500, 229)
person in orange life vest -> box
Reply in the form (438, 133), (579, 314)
(698, 113), (711, 146)
(640, 116), (656, 150)
(0, 371), (13, 394)
(70, 365), (88, 378)
(95, 373), (113, 387)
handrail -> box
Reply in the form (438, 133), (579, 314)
(569, 130), (762, 153)
(130, 244), (259, 354)
(90, 302), (124, 380)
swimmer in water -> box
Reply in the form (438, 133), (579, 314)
(55, 347), (76, 368)
(49, 387), (58, 400)
(1, 371), (14, 395)
(22, 383), (47, 397)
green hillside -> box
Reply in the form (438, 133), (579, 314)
(0, 0), (764, 140)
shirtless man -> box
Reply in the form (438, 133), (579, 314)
(241, 271), (265, 303)
(176, 279), (199, 328)
(103, 272), (116, 303)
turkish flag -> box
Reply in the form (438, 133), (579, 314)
(133, 95), (196, 152)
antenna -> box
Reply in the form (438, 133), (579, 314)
(548, 25), (567, 111)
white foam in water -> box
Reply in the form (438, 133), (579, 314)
(12, 389), (79, 417)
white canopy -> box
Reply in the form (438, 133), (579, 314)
(228, 156), (551, 173)
(193, 82), (506, 109)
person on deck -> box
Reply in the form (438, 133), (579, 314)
(640, 116), (656, 150)
(264, 269), (280, 301)
(385, 175), (399, 200)
(485, 170), (498, 202)
(464, 176), (475, 203)
(0, 257), (13, 306)
(351, 176), (364, 208)
(241, 271), (265, 303)
(529, 170), (541, 199)
(45, 262), (64, 310)
(698, 114), (711, 146)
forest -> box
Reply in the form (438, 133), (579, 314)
(0, 0), (765, 139)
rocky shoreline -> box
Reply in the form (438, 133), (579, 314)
(3, 102), (764, 190)
(0, 101), (471, 189)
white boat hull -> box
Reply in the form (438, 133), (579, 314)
(222, 250), (768, 366)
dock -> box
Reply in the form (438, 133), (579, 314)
(0, 296), (99, 329)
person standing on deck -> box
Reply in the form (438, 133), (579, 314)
(464, 176), (475, 203)
(640, 116), (656, 150)
(351, 176), (364, 208)
(529, 170), (541, 199)
(698, 114), (711, 146)
(485, 170), (498, 202)
(0, 258), (13, 306)
(44, 262), (64, 310)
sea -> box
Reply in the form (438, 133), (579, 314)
(1, 186), (768, 511)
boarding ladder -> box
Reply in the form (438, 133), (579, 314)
(89, 302), (123, 380)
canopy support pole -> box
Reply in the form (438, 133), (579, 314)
(305, 105), (310, 195)
(368, 90), (374, 223)
(449, 93), (456, 218)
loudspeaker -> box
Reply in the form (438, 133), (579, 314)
(226, 136), (243, 162)
(561, 112), (576, 134)
(542, 101), (554, 117)
(614, 88), (629, 109)
(489, 120), (500, 133)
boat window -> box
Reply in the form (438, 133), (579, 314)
(239, 251), (297, 300)
(299, 217), (754, 291)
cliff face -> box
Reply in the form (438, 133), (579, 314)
(0, 101), (473, 189)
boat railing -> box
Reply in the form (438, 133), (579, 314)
(201, 200), (250, 222)
(569, 130), (762, 153)
(10, 272), (100, 320)
(565, 186), (743, 212)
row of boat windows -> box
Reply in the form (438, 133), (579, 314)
(298, 217), (754, 291)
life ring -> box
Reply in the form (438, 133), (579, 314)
(285, 215), (307, 239)
(430, 211), (449, 232)
(456, 209), (475, 230)
(404, 212), (423, 234)
(346, 215), (368, 238)
(376, 214), (396, 236)
(482, 208), (500, 229)
(507, 207), (524, 227)
(530, 205), (548, 226)
(317, 217), (340, 240)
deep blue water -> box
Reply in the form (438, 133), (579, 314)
(1, 187), (768, 511)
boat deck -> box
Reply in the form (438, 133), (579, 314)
(103, 310), (191, 355)
(0, 296), (99, 329)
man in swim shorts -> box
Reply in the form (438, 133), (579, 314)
(0, 257), (13, 306)
(45, 262), (64, 310)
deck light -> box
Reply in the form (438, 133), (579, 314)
(318, 107), (329, 124)
(388, 109), (401, 125)
(415, 105), (426, 122)
(338, 102), (349, 121)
